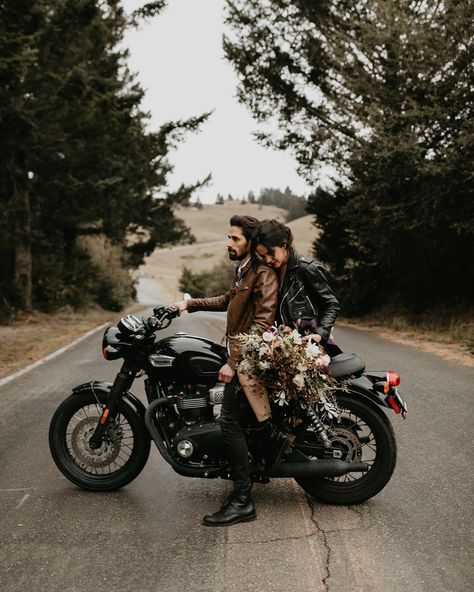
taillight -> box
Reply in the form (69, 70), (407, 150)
(387, 370), (400, 386)
(103, 347), (109, 359)
(387, 395), (401, 414)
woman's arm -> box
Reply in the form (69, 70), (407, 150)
(299, 260), (340, 341)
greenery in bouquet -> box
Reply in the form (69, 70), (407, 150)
(236, 325), (342, 419)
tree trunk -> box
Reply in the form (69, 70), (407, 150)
(13, 186), (32, 311)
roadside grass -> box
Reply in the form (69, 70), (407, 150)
(0, 304), (142, 379)
(341, 305), (473, 365)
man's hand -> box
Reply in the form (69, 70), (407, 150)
(218, 363), (235, 384)
(170, 300), (188, 316)
(302, 333), (322, 344)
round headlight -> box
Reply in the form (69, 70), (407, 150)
(117, 314), (143, 335)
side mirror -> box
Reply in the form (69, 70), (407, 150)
(183, 293), (192, 301)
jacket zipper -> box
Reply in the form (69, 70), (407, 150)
(281, 274), (316, 324)
(288, 284), (303, 302)
(279, 285), (291, 325)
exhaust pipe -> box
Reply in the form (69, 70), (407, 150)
(272, 459), (368, 479)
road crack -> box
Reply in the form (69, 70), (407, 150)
(213, 531), (319, 547)
(306, 495), (332, 592)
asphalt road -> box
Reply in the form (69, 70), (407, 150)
(0, 312), (472, 592)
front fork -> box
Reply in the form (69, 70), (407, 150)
(89, 366), (136, 449)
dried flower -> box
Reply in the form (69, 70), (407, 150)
(235, 325), (341, 410)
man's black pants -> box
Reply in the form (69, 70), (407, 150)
(219, 376), (250, 489)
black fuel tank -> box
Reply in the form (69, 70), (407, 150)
(149, 334), (228, 383)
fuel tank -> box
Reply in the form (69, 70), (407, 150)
(149, 334), (228, 384)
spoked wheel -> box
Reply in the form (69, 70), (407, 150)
(49, 392), (150, 491)
(296, 394), (397, 504)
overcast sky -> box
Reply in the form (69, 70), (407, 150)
(122, 0), (312, 203)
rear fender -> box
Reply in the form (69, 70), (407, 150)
(344, 375), (390, 409)
(72, 381), (148, 425)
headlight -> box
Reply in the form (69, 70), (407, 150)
(117, 314), (143, 335)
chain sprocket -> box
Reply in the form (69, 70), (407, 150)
(328, 426), (362, 463)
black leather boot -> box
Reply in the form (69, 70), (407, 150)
(259, 420), (295, 474)
(202, 487), (256, 527)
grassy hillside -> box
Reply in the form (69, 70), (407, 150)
(287, 214), (320, 258)
(138, 203), (319, 302)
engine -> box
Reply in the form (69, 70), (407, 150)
(167, 382), (224, 423)
(167, 382), (226, 464)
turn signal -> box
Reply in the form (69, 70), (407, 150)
(387, 370), (400, 386)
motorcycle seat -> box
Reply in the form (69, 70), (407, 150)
(329, 353), (366, 379)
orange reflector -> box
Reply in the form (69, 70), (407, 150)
(388, 395), (401, 414)
(383, 381), (390, 394)
(100, 408), (110, 424)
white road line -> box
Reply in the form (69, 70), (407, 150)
(16, 493), (30, 509)
(0, 322), (110, 390)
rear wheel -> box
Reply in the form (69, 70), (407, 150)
(296, 394), (397, 504)
(49, 392), (150, 491)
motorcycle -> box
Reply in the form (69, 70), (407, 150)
(49, 305), (407, 504)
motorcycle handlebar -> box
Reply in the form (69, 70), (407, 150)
(144, 305), (179, 333)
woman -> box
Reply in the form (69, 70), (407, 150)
(237, 219), (341, 469)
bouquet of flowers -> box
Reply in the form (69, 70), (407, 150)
(236, 325), (341, 417)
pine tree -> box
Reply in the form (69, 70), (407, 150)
(0, 0), (209, 315)
(225, 0), (474, 311)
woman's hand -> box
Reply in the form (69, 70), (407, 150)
(302, 333), (322, 344)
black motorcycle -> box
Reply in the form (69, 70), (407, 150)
(49, 306), (407, 504)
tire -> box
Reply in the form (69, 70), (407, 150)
(49, 392), (151, 492)
(296, 393), (397, 504)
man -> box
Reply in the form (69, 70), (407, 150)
(172, 214), (290, 526)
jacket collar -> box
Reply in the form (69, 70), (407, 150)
(237, 256), (252, 274)
(287, 249), (300, 271)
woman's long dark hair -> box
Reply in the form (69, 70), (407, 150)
(251, 219), (294, 265)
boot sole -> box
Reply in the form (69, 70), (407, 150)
(202, 512), (256, 527)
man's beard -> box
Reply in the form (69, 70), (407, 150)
(227, 248), (247, 261)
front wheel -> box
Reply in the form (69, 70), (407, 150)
(49, 392), (151, 491)
(296, 394), (397, 504)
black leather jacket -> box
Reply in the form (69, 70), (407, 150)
(278, 251), (340, 342)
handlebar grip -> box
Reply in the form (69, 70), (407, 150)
(148, 306), (179, 332)
(168, 307), (180, 319)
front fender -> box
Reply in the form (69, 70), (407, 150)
(72, 380), (148, 424)
(344, 375), (390, 409)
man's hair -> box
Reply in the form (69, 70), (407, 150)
(229, 214), (260, 241)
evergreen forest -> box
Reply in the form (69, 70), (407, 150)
(225, 0), (473, 315)
(2, 0), (472, 324)
(0, 0), (208, 321)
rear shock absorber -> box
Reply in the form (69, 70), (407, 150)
(306, 406), (332, 449)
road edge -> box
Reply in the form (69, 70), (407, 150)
(0, 322), (110, 389)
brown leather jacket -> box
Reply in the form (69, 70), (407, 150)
(186, 260), (278, 369)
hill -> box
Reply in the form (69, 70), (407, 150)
(287, 214), (319, 258)
(137, 203), (318, 303)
